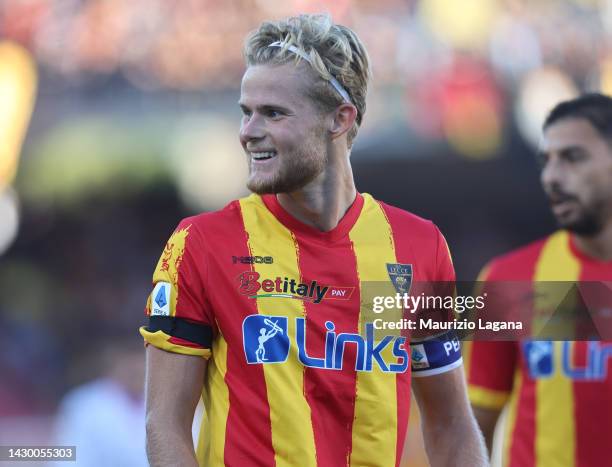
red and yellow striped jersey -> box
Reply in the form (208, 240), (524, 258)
(140, 193), (458, 466)
(466, 230), (612, 467)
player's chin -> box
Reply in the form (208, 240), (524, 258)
(559, 212), (601, 236)
(246, 175), (280, 195)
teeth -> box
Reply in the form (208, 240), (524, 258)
(251, 151), (276, 160)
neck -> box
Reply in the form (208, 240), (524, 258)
(572, 220), (612, 261)
(276, 148), (356, 232)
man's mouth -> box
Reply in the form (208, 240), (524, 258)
(250, 151), (277, 162)
(548, 191), (577, 206)
(549, 196), (579, 217)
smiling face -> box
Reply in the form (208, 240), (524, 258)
(539, 117), (612, 236)
(239, 63), (330, 194)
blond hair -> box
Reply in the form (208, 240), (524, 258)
(244, 14), (371, 146)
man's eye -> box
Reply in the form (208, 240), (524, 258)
(564, 150), (587, 163)
(267, 109), (283, 118)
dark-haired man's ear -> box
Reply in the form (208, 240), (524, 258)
(330, 104), (358, 140)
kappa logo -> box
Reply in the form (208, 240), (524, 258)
(242, 314), (410, 373)
(236, 271), (354, 304)
(386, 263), (413, 294)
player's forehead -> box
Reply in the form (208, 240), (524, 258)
(540, 117), (603, 153)
(239, 62), (314, 109)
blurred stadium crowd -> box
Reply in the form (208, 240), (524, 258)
(1, 0), (612, 464)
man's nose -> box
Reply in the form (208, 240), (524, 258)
(541, 155), (563, 190)
(240, 113), (265, 144)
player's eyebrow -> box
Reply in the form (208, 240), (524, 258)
(238, 102), (294, 114)
(537, 145), (587, 164)
(558, 145), (587, 156)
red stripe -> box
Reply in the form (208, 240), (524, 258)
(378, 204), (414, 465)
(295, 233), (360, 466)
(572, 357), (612, 466)
(202, 201), (276, 466)
(573, 263), (612, 466)
(508, 369), (535, 467)
(481, 238), (544, 467)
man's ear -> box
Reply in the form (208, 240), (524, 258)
(330, 104), (358, 140)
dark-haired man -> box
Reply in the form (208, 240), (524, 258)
(466, 93), (612, 466)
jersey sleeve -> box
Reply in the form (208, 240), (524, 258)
(410, 226), (463, 377)
(139, 218), (215, 358)
(464, 262), (518, 409)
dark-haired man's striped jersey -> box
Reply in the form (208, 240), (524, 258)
(466, 231), (612, 467)
(140, 193), (462, 466)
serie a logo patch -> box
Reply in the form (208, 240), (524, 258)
(151, 282), (171, 316)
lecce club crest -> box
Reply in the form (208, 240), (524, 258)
(386, 263), (413, 294)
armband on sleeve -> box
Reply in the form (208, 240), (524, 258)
(141, 219), (214, 358)
(140, 316), (213, 358)
(410, 331), (462, 377)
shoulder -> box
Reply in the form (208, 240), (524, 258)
(178, 198), (244, 233)
(366, 194), (440, 238)
(482, 232), (562, 281)
(170, 197), (259, 250)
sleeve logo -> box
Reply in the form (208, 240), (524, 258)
(410, 344), (430, 369)
(151, 282), (171, 316)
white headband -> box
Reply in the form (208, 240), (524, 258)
(268, 41), (352, 104)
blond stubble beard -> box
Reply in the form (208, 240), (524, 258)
(247, 129), (328, 195)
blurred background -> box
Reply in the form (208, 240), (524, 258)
(1, 0), (610, 465)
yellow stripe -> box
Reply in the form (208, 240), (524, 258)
(462, 340), (472, 380)
(139, 327), (211, 358)
(533, 231), (579, 467)
(502, 369), (522, 467)
(463, 266), (491, 379)
(240, 195), (317, 467)
(198, 331), (230, 464)
(151, 225), (191, 317)
(349, 194), (399, 467)
(468, 384), (510, 410)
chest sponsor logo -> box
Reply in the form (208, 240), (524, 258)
(386, 263), (413, 294)
(236, 271), (354, 304)
(523, 340), (612, 380)
(242, 314), (409, 373)
(243, 315), (290, 364)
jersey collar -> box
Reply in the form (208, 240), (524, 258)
(261, 192), (364, 243)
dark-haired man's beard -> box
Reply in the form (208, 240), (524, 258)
(247, 140), (327, 195)
(557, 203), (603, 237)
